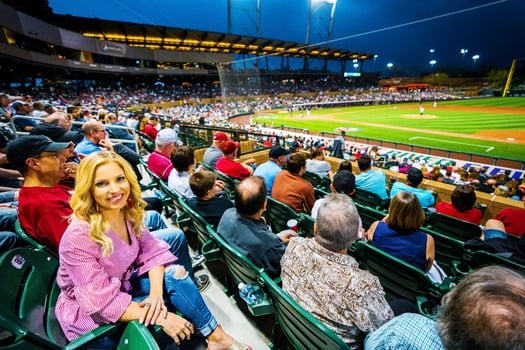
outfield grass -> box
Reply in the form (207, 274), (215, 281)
(253, 97), (525, 161)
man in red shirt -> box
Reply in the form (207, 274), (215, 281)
(6, 135), (74, 249)
(147, 128), (182, 181)
(143, 115), (159, 139)
(216, 140), (254, 180)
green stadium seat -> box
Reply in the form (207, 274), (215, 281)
(116, 321), (161, 350)
(0, 248), (130, 349)
(351, 240), (453, 317)
(214, 171), (239, 200)
(461, 249), (525, 273)
(265, 196), (302, 234)
(353, 188), (390, 211)
(259, 271), (351, 350)
(207, 228), (274, 316)
(421, 227), (467, 277)
(353, 202), (385, 230)
(427, 211), (482, 242)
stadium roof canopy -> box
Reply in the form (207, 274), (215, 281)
(56, 15), (374, 62)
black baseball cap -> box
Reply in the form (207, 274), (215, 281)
(269, 145), (290, 158)
(6, 135), (71, 168)
(332, 170), (356, 194)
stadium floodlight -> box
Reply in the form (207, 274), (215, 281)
(460, 48), (469, 66)
(353, 63), (359, 70)
(386, 62), (393, 69)
(472, 54), (480, 69)
(429, 60), (436, 71)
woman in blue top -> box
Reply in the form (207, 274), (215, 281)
(365, 191), (435, 272)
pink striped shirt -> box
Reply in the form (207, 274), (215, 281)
(55, 219), (176, 341)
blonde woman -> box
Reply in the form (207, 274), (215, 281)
(56, 151), (250, 350)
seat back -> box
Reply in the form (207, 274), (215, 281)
(209, 229), (273, 316)
(14, 220), (55, 255)
(353, 188), (389, 211)
(302, 171), (322, 188)
(466, 250), (525, 271)
(427, 212), (482, 242)
(266, 196), (301, 234)
(353, 202), (385, 230)
(422, 227), (466, 276)
(259, 271), (350, 350)
(214, 171), (239, 199)
(138, 159), (163, 191)
(0, 248), (63, 349)
(137, 131), (155, 153)
(298, 213), (315, 238)
(352, 241), (449, 313)
(116, 321), (160, 350)
(158, 181), (192, 230)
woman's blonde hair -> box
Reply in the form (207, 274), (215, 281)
(71, 151), (146, 256)
(386, 191), (425, 233)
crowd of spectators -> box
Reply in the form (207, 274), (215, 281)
(0, 79), (523, 349)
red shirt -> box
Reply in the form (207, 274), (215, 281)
(435, 201), (482, 225)
(143, 123), (158, 139)
(216, 157), (251, 180)
(495, 207), (525, 237)
(147, 150), (173, 181)
(19, 184), (73, 251)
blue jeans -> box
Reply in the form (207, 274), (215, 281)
(0, 208), (17, 231)
(144, 211), (194, 279)
(0, 231), (24, 254)
(131, 269), (217, 336)
(88, 271), (217, 350)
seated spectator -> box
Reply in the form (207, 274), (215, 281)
(188, 170), (233, 229)
(253, 145), (289, 194)
(216, 140), (254, 180)
(495, 207), (525, 237)
(272, 153), (315, 214)
(390, 167), (435, 209)
(74, 120), (144, 182)
(147, 128), (182, 181)
(203, 131), (229, 169)
(142, 115), (159, 139)
(56, 151), (247, 349)
(337, 160), (353, 172)
(168, 146), (196, 199)
(366, 191), (445, 283)
(30, 112), (83, 144)
(465, 219), (525, 265)
(7, 137), (201, 283)
(436, 185), (482, 225)
(355, 156), (389, 200)
(281, 193), (394, 347)
(12, 101), (37, 132)
(217, 176), (296, 277)
(365, 266), (525, 350)
(306, 148), (333, 179)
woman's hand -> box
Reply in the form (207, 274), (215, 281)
(139, 295), (167, 326)
(157, 312), (194, 346)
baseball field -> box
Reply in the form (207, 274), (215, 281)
(253, 97), (525, 161)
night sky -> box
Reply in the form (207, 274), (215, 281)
(48, 0), (524, 75)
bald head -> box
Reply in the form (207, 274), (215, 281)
(45, 112), (71, 130)
(234, 176), (267, 216)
